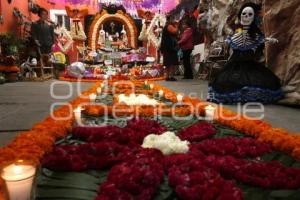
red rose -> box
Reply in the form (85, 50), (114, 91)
(178, 121), (216, 143)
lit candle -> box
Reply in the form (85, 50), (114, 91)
(73, 106), (82, 124)
(1, 161), (36, 200)
(177, 94), (183, 103)
(96, 87), (102, 95)
(89, 93), (97, 102)
(118, 94), (126, 103)
(103, 75), (109, 80)
(100, 83), (104, 88)
(150, 84), (154, 89)
(205, 105), (216, 121)
(144, 80), (148, 85)
(158, 90), (164, 97)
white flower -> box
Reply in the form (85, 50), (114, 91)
(142, 132), (190, 155)
(117, 94), (159, 106)
(142, 135), (157, 148)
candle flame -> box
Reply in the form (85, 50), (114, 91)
(74, 106), (82, 113)
(13, 165), (23, 174)
(205, 105), (215, 110)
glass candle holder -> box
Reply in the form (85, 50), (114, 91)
(1, 160), (36, 200)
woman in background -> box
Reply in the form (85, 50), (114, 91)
(160, 15), (179, 81)
(178, 20), (194, 79)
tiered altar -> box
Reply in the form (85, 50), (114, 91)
(61, 5), (165, 82)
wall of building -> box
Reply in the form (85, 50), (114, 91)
(0, 0), (99, 33)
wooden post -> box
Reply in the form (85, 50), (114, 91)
(263, 0), (269, 65)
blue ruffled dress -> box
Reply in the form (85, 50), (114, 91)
(208, 31), (283, 104)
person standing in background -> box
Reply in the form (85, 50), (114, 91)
(193, 5), (199, 19)
(160, 15), (179, 81)
(31, 8), (55, 55)
(178, 20), (194, 79)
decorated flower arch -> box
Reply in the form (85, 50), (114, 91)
(88, 9), (138, 50)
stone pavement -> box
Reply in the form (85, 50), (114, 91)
(0, 80), (92, 147)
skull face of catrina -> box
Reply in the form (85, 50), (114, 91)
(31, 58), (37, 66)
(241, 7), (255, 26)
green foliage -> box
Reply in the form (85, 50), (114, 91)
(0, 73), (5, 84)
(158, 116), (199, 132)
(239, 183), (300, 200)
(153, 176), (177, 200)
(261, 151), (299, 168)
(214, 123), (245, 138)
(84, 116), (128, 127)
(33, 168), (108, 200)
(0, 33), (23, 56)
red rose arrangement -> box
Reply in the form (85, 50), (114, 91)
(73, 118), (167, 146)
(204, 155), (300, 189)
(42, 142), (132, 171)
(41, 118), (300, 200)
(190, 137), (272, 158)
(73, 126), (136, 146)
(96, 149), (164, 200)
(166, 155), (243, 200)
(125, 118), (167, 143)
(178, 121), (216, 143)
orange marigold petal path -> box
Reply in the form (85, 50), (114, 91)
(59, 76), (166, 82)
(0, 80), (299, 198)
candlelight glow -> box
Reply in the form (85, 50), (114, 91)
(177, 94), (183, 102)
(205, 105), (216, 121)
(1, 162), (36, 200)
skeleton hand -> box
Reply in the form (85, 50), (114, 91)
(265, 37), (279, 44)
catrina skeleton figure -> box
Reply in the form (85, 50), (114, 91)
(208, 3), (283, 104)
(66, 5), (88, 41)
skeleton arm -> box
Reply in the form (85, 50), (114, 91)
(265, 37), (279, 44)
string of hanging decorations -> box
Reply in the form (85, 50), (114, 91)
(99, 0), (168, 14)
(49, 0), (177, 15)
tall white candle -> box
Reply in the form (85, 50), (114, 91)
(1, 162), (36, 200)
(158, 90), (164, 97)
(96, 87), (102, 95)
(205, 105), (216, 121)
(103, 75), (109, 80)
(177, 94), (183, 103)
(89, 93), (97, 102)
(73, 106), (82, 124)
